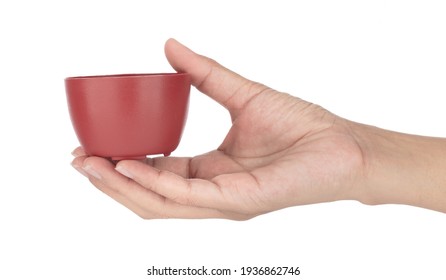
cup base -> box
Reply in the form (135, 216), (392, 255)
(111, 152), (171, 161)
(111, 156), (147, 161)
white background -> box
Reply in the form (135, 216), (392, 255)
(1, 0), (445, 279)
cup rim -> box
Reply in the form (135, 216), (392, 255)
(65, 72), (188, 81)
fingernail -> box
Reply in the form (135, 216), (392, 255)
(83, 164), (102, 180)
(115, 165), (134, 179)
(72, 149), (81, 157)
(71, 162), (89, 177)
(72, 147), (86, 157)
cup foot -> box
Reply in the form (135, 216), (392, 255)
(111, 153), (171, 161)
(111, 156), (146, 161)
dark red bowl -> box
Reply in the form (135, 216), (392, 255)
(65, 73), (191, 160)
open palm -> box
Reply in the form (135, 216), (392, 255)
(72, 39), (365, 219)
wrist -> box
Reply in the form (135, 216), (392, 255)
(351, 123), (446, 212)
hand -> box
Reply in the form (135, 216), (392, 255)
(70, 39), (368, 219)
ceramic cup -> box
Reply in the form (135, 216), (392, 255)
(65, 73), (191, 160)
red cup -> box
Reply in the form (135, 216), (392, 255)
(65, 73), (191, 160)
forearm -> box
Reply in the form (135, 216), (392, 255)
(354, 123), (446, 213)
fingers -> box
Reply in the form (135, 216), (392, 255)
(71, 155), (151, 217)
(164, 38), (269, 116)
(115, 160), (261, 216)
(71, 154), (230, 219)
(115, 160), (223, 207)
(145, 156), (192, 178)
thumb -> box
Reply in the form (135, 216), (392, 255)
(164, 38), (268, 115)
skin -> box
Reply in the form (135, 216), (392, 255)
(71, 39), (446, 219)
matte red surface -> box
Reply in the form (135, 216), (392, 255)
(65, 73), (190, 159)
